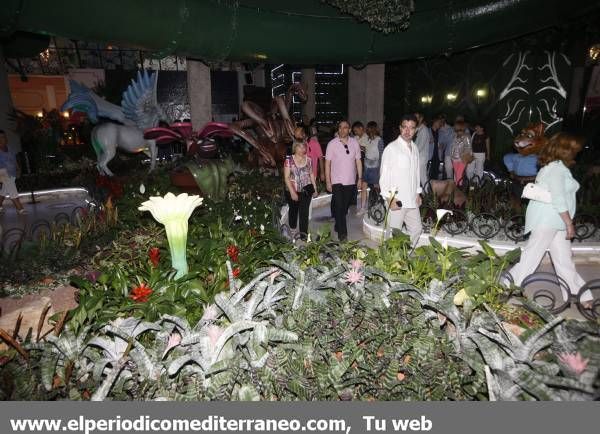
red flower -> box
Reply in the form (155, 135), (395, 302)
(130, 282), (153, 302)
(226, 244), (240, 262)
(149, 247), (160, 267)
(232, 267), (241, 278)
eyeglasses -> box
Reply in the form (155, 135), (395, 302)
(343, 143), (350, 154)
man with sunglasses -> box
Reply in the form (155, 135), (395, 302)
(379, 114), (423, 247)
(325, 120), (362, 242)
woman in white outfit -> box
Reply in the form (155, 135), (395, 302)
(508, 133), (593, 306)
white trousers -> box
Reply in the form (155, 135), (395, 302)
(470, 152), (485, 182)
(444, 155), (453, 179)
(388, 207), (422, 247)
(508, 226), (592, 302)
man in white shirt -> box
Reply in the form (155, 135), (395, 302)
(414, 112), (433, 188)
(379, 114), (423, 247)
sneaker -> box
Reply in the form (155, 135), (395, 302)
(17, 208), (28, 215)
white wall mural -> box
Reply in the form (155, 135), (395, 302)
(498, 50), (570, 135)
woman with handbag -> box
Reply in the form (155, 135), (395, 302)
(507, 133), (593, 306)
(449, 122), (472, 186)
(283, 139), (318, 239)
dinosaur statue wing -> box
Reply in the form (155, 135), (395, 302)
(121, 70), (166, 131)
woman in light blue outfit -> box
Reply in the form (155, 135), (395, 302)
(508, 133), (592, 305)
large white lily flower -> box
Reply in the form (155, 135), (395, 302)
(431, 209), (453, 238)
(139, 192), (203, 278)
(436, 209), (453, 222)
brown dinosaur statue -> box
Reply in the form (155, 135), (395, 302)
(230, 83), (307, 168)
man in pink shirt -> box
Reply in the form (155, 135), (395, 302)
(325, 120), (362, 242)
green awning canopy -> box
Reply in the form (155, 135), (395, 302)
(1, 0), (599, 63)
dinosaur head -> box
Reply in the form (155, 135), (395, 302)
(514, 123), (547, 156)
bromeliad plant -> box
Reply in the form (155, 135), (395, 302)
(1, 245), (599, 401)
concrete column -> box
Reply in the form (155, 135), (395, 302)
(348, 64), (385, 128)
(301, 68), (315, 124)
(186, 58), (212, 129)
(252, 65), (265, 87)
(0, 45), (21, 153)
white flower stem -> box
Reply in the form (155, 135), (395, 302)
(164, 219), (189, 278)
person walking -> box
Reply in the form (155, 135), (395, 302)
(306, 122), (324, 182)
(0, 130), (27, 215)
(414, 112), (434, 188)
(507, 133), (593, 305)
(469, 122), (491, 183)
(325, 120), (362, 242)
(283, 139), (318, 239)
(437, 115), (455, 180)
(429, 117), (442, 180)
(449, 122), (472, 186)
(379, 114), (422, 247)
(357, 121), (384, 215)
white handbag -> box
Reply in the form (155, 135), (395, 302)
(521, 182), (552, 203)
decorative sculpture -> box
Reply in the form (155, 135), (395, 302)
(503, 123), (547, 181)
(62, 70), (165, 176)
(229, 82), (307, 168)
(145, 121), (235, 198)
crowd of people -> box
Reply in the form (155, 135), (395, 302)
(282, 113), (492, 243)
(282, 114), (590, 307)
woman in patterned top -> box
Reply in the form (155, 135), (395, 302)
(283, 139), (318, 239)
(449, 121), (472, 186)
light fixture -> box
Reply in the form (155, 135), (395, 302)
(475, 88), (487, 97)
(36, 111), (44, 118)
(446, 93), (457, 101)
(589, 44), (600, 62)
(62, 111), (70, 119)
(420, 95), (432, 104)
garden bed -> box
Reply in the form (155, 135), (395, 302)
(0, 166), (598, 401)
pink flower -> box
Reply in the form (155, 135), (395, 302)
(350, 259), (363, 270)
(163, 332), (181, 357)
(558, 352), (589, 376)
(344, 269), (364, 285)
(201, 304), (219, 321)
(269, 269), (282, 284)
(207, 325), (224, 348)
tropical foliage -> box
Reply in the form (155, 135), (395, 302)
(1, 166), (598, 401)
